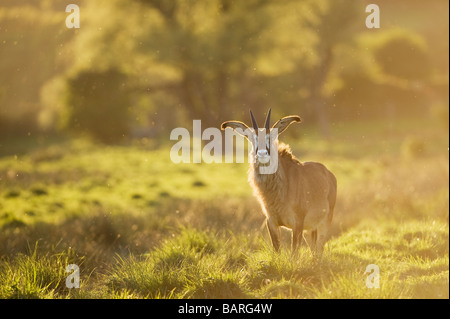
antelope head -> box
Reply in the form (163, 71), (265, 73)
(221, 109), (302, 167)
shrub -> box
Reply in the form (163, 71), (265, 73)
(372, 29), (431, 81)
(62, 69), (131, 143)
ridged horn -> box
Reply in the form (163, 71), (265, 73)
(264, 108), (271, 131)
(249, 109), (259, 132)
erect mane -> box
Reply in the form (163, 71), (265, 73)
(277, 142), (302, 165)
(278, 143), (303, 165)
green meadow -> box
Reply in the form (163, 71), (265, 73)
(0, 117), (448, 299)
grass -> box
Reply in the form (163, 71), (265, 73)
(0, 116), (448, 299)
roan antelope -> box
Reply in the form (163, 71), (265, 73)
(221, 109), (337, 256)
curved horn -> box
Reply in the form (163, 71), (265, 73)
(264, 108), (271, 131)
(249, 109), (258, 132)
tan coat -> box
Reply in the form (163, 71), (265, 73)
(250, 143), (337, 254)
(222, 111), (337, 255)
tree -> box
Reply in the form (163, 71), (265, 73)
(299, 0), (363, 137)
(134, 0), (278, 127)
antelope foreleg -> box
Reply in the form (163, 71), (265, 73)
(266, 219), (281, 252)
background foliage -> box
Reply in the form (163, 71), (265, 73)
(0, 0), (448, 139)
(0, 0), (448, 299)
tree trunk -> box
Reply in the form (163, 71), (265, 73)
(308, 47), (333, 139)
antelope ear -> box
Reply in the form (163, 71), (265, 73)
(271, 115), (302, 135)
(221, 120), (249, 131)
(221, 121), (253, 138)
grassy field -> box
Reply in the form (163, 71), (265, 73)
(0, 117), (448, 299)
